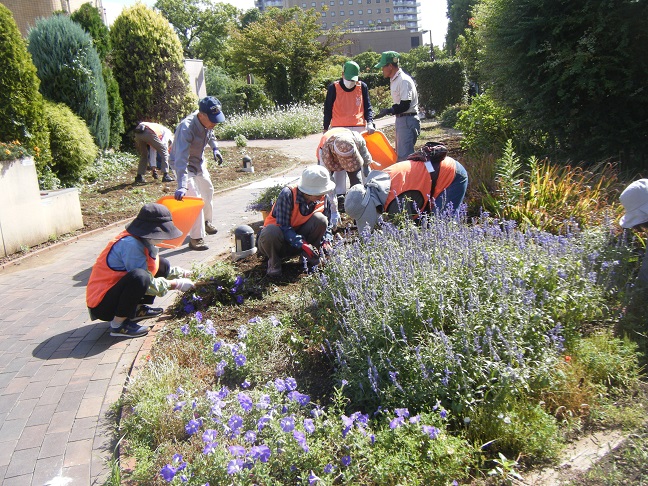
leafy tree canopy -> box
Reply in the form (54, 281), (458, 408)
(475, 0), (648, 165)
(446, 0), (478, 55)
(154, 0), (239, 64)
(70, 2), (111, 60)
(228, 7), (347, 105)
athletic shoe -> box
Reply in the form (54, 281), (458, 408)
(110, 320), (149, 338)
(205, 221), (218, 235)
(132, 305), (163, 322)
(134, 174), (146, 184)
(162, 173), (174, 182)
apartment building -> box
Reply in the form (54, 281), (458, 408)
(2, 0), (106, 36)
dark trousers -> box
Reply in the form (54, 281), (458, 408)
(89, 257), (170, 321)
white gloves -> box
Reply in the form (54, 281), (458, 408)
(174, 278), (195, 292)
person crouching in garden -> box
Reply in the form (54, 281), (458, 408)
(257, 165), (335, 278)
(345, 143), (468, 232)
(318, 127), (373, 226)
(619, 179), (648, 283)
(86, 203), (196, 338)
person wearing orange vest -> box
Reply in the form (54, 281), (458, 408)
(257, 166), (336, 277)
(134, 122), (175, 183)
(323, 61), (375, 211)
(86, 203), (195, 338)
(345, 144), (468, 232)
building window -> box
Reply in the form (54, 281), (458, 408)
(339, 0), (343, 4)
(358, 19), (364, 25)
(322, 22), (327, 28)
(411, 36), (420, 48)
(367, 8), (372, 13)
(348, 0), (353, 3)
(311, 1), (316, 5)
(385, 7), (389, 12)
(340, 10), (344, 15)
(349, 9), (353, 14)
(331, 11), (335, 16)
(358, 9), (362, 14)
(350, 20), (354, 25)
(377, 8), (380, 13)
(322, 11), (326, 16)
(302, 2), (306, 7)
(330, 0), (334, 5)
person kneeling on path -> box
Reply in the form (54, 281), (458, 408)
(257, 165), (336, 277)
(345, 143), (468, 232)
(86, 203), (196, 338)
(318, 128), (373, 226)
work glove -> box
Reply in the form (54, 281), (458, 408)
(301, 243), (319, 260)
(330, 211), (340, 229)
(213, 148), (223, 166)
(174, 278), (195, 292)
(366, 122), (376, 134)
(375, 108), (393, 119)
(174, 187), (187, 201)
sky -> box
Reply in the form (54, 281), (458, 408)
(103, 0), (448, 47)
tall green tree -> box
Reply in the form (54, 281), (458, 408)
(446, 0), (478, 55)
(228, 7), (346, 105)
(154, 0), (238, 64)
(475, 0), (648, 165)
(28, 14), (110, 149)
(70, 2), (110, 60)
(0, 4), (51, 166)
(110, 4), (196, 136)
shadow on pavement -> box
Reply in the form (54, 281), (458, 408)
(72, 267), (92, 287)
(32, 322), (119, 360)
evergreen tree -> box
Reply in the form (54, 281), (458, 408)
(0, 4), (51, 166)
(446, 0), (478, 55)
(70, 2), (110, 60)
(110, 4), (195, 136)
(28, 15), (110, 150)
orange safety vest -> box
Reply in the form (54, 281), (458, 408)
(384, 158), (457, 209)
(330, 81), (365, 128)
(140, 122), (165, 140)
(264, 187), (325, 228)
(86, 230), (159, 308)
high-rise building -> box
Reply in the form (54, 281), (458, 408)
(255, 0), (421, 33)
(2, 0), (106, 36)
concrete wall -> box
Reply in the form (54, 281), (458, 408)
(0, 157), (83, 257)
(4, 0), (105, 36)
(184, 59), (207, 99)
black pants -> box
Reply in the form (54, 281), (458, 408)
(89, 257), (170, 321)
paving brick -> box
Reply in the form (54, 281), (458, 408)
(14, 360), (44, 378)
(55, 391), (83, 413)
(84, 378), (109, 399)
(0, 372), (15, 389)
(76, 396), (103, 419)
(4, 446), (38, 478)
(15, 423), (48, 451)
(0, 417), (29, 442)
(6, 397), (38, 420)
(46, 410), (76, 434)
(32, 455), (64, 486)
(39, 431), (69, 459)
(3, 472), (32, 485)
(0, 439), (17, 466)
(47, 368), (76, 388)
(38, 384), (67, 406)
(91, 363), (117, 381)
(69, 416), (97, 442)
(25, 402), (57, 427)
(19, 380), (49, 400)
(61, 463), (90, 485)
(0, 392), (19, 413)
(63, 438), (93, 467)
(2, 376), (31, 395)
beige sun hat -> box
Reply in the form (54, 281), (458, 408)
(297, 165), (336, 196)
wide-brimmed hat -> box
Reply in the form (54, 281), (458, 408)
(345, 170), (392, 232)
(198, 96), (226, 123)
(619, 179), (648, 228)
(126, 203), (183, 240)
(321, 131), (363, 173)
(374, 51), (400, 69)
(297, 165), (336, 196)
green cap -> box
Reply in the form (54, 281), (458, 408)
(374, 51), (400, 69)
(343, 61), (360, 81)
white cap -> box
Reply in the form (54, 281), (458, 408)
(297, 165), (336, 196)
(620, 179), (648, 228)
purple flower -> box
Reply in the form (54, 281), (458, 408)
(183, 303), (195, 313)
(395, 408), (409, 418)
(440, 409), (447, 419)
(241, 380), (251, 389)
(229, 445), (246, 457)
(236, 295), (244, 304)
(287, 391), (310, 406)
(422, 425), (440, 439)
(257, 415), (271, 431)
(180, 324), (189, 335)
(309, 470), (321, 484)
(235, 276), (244, 286)
(195, 311), (203, 323)
(228, 414), (243, 433)
(227, 459), (244, 474)
(234, 353), (247, 367)
(324, 463), (335, 473)
(250, 444), (271, 463)
(213, 341), (222, 352)
(160, 464), (176, 482)
(280, 415), (295, 433)
(409, 415), (421, 424)
(238, 392), (253, 412)
(304, 418), (315, 434)
(216, 360), (227, 377)
(256, 394), (271, 409)
(284, 377), (297, 391)
(341, 455), (351, 467)
(248, 316), (261, 324)
(269, 315), (280, 326)
(293, 430), (309, 452)
(185, 418), (203, 435)
(389, 416), (405, 429)
(274, 378), (286, 392)
(203, 442), (217, 455)
(173, 401), (186, 412)
(244, 429), (257, 443)
(202, 429), (218, 443)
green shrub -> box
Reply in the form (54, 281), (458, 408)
(28, 14), (110, 150)
(110, 4), (198, 136)
(0, 4), (51, 166)
(102, 64), (125, 150)
(43, 100), (98, 186)
(416, 60), (467, 115)
(439, 103), (469, 128)
(70, 2), (111, 60)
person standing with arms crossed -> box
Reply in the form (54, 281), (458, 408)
(323, 60), (375, 211)
(170, 96), (225, 251)
(374, 51), (420, 162)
